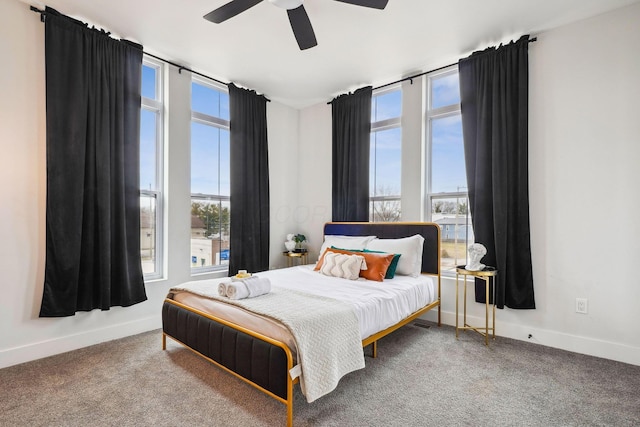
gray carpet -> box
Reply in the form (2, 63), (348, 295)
(1, 324), (639, 427)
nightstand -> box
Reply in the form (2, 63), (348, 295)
(282, 251), (309, 267)
(455, 265), (498, 346)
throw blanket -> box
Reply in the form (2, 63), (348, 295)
(170, 280), (365, 402)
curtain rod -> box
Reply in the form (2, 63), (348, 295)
(330, 36), (538, 102)
(29, 5), (270, 102)
(375, 37), (537, 91)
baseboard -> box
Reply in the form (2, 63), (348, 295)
(4, 309), (638, 369)
(0, 316), (161, 369)
(420, 309), (640, 366)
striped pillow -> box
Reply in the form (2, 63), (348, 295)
(318, 252), (367, 280)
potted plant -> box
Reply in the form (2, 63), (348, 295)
(293, 233), (307, 252)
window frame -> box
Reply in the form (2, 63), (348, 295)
(140, 56), (164, 280)
(370, 85), (402, 222)
(190, 76), (231, 275)
(424, 65), (471, 273)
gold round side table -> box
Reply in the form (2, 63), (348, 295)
(455, 265), (498, 346)
(282, 251), (309, 267)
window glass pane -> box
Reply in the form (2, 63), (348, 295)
(140, 194), (157, 274)
(192, 82), (230, 120)
(432, 196), (473, 272)
(431, 72), (460, 109)
(371, 90), (402, 122)
(431, 115), (466, 193)
(370, 199), (401, 222)
(191, 199), (230, 268)
(219, 129), (230, 196)
(141, 65), (156, 100)
(140, 109), (157, 190)
(370, 128), (402, 198)
(190, 125), (229, 196)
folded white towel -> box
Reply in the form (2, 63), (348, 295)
(225, 281), (249, 300)
(218, 281), (230, 297)
(226, 276), (271, 300)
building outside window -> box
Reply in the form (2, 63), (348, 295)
(370, 87), (402, 222)
(190, 77), (230, 272)
(140, 57), (164, 279)
(425, 66), (473, 272)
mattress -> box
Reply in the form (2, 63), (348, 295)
(170, 264), (437, 355)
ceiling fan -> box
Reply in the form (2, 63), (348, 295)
(204, 0), (389, 50)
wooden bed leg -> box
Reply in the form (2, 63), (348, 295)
(372, 341), (378, 359)
(162, 333), (166, 350)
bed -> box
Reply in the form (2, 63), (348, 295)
(162, 222), (441, 426)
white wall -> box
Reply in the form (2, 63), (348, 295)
(267, 101), (301, 268)
(0, 0), (299, 369)
(297, 3), (640, 365)
(2, 0), (639, 369)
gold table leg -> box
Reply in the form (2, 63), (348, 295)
(485, 276), (489, 346)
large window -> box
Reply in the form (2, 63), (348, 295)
(140, 57), (164, 278)
(190, 77), (230, 272)
(425, 67), (472, 272)
(370, 87), (402, 222)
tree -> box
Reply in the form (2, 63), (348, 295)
(370, 186), (401, 222)
(191, 201), (230, 238)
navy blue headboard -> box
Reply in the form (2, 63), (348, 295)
(323, 222), (441, 276)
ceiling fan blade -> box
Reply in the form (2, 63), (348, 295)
(334, 0), (388, 9)
(287, 6), (317, 50)
(204, 0), (263, 23)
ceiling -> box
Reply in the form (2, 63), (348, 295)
(26, 0), (640, 109)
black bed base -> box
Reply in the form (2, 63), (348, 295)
(162, 300), (290, 400)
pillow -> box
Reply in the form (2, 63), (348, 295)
(318, 252), (367, 280)
(331, 246), (401, 279)
(364, 249), (401, 279)
(317, 235), (376, 262)
(366, 234), (425, 277)
(316, 248), (394, 282)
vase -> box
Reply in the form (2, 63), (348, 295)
(284, 240), (296, 253)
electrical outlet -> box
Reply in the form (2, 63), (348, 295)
(575, 298), (588, 314)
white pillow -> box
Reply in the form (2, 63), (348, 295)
(366, 234), (425, 277)
(318, 235), (376, 261)
(318, 252), (367, 280)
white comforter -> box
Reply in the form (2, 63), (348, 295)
(259, 265), (437, 339)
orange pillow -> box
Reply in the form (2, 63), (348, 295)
(315, 248), (394, 282)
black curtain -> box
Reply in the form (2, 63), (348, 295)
(331, 86), (372, 222)
(458, 35), (535, 309)
(228, 84), (270, 275)
(40, 8), (146, 317)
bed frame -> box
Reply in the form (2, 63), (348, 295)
(162, 222), (441, 427)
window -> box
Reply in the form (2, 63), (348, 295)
(425, 67), (473, 272)
(370, 87), (402, 222)
(140, 57), (164, 279)
(190, 77), (230, 272)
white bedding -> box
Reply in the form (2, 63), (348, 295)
(171, 265), (437, 346)
(169, 265), (437, 402)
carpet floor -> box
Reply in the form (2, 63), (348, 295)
(1, 323), (639, 426)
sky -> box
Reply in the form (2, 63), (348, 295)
(141, 65), (467, 198)
(370, 72), (467, 197)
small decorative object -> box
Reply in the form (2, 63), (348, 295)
(466, 243), (487, 271)
(293, 233), (307, 252)
(235, 269), (251, 279)
(285, 234), (296, 253)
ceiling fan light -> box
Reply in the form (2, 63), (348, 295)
(268, 0), (304, 10)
